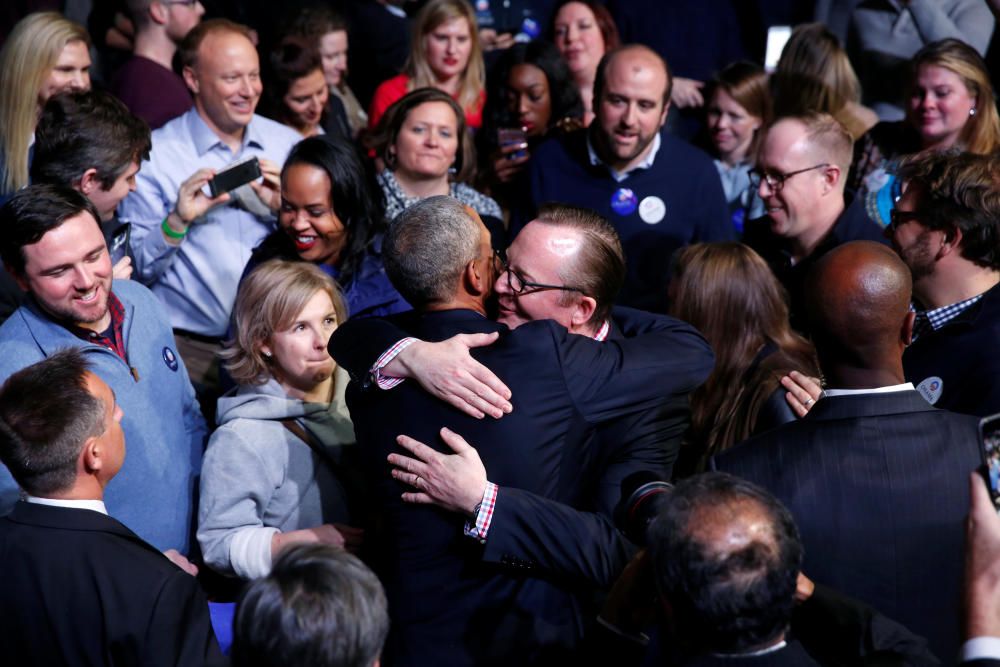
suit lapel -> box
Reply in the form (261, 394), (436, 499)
(804, 390), (937, 422)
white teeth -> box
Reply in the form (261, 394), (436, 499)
(77, 289), (97, 302)
(297, 236), (316, 244)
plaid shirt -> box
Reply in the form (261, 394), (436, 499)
(70, 291), (127, 361)
(912, 294), (984, 342)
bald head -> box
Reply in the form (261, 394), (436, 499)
(649, 473), (802, 653)
(595, 44), (672, 108)
(806, 241), (913, 374)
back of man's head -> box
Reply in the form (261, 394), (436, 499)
(0, 349), (105, 498)
(31, 90), (151, 191)
(805, 241), (912, 373)
(0, 183), (102, 277)
(648, 472), (802, 654)
(231, 544), (389, 667)
(897, 150), (1000, 272)
(534, 203), (624, 326)
(384, 196), (482, 309)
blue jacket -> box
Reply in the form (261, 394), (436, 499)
(0, 279), (207, 553)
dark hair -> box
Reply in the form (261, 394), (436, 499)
(367, 87), (475, 183)
(594, 45), (673, 110)
(484, 41), (583, 138)
(0, 184), (102, 276)
(548, 0), (620, 53)
(31, 90), (151, 191)
(384, 195), (480, 308)
(231, 544), (389, 667)
(263, 37), (324, 127)
(282, 135), (386, 284)
(0, 349), (105, 497)
(896, 149), (1000, 270)
(534, 203), (624, 327)
(277, 4), (347, 43)
(669, 243), (817, 461)
(703, 62), (771, 160)
(648, 472), (802, 654)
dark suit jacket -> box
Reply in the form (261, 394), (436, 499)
(332, 307), (713, 666)
(0, 501), (221, 667)
(714, 390), (981, 661)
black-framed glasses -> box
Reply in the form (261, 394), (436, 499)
(492, 248), (585, 295)
(748, 163), (831, 192)
(888, 208), (921, 231)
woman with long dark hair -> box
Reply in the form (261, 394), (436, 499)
(669, 242), (819, 474)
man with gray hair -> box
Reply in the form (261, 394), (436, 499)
(329, 196), (712, 666)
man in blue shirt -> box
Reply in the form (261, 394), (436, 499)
(517, 44), (732, 312)
(0, 184), (206, 558)
(118, 18), (300, 392)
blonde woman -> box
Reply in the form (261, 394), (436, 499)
(368, 0), (486, 130)
(0, 12), (91, 198)
(198, 260), (362, 580)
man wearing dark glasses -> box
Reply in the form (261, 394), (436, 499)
(888, 151), (1000, 417)
(743, 113), (887, 333)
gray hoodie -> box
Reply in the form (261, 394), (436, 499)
(197, 367), (356, 579)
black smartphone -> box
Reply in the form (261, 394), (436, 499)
(978, 413), (1000, 507)
(108, 223), (131, 265)
(497, 127), (528, 160)
(209, 157), (261, 197)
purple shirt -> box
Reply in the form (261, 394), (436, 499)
(110, 55), (192, 130)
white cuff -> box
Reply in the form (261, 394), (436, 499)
(962, 637), (1000, 662)
(229, 526), (281, 579)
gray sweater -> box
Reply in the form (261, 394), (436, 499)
(197, 368), (356, 579)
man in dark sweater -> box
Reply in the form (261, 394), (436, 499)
(743, 112), (887, 333)
(517, 44), (731, 313)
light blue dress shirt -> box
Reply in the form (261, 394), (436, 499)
(119, 108), (301, 337)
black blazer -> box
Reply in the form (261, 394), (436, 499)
(0, 502), (221, 667)
(332, 307), (713, 667)
(714, 390), (981, 661)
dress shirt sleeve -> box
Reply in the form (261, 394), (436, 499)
(118, 157), (182, 284)
(463, 482), (498, 542)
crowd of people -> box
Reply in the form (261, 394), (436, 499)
(2, 1), (1000, 666)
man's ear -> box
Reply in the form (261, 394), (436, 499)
(902, 309), (915, 347)
(149, 0), (170, 25)
(182, 66), (199, 96)
(77, 168), (101, 196)
(822, 164), (843, 193)
(939, 225), (963, 259)
(570, 296), (598, 331)
(465, 257), (488, 296)
(80, 436), (103, 475)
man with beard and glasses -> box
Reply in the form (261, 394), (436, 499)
(0, 184), (206, 562)
(886, 150), (1000, 416)
(514, 44), (731, 312)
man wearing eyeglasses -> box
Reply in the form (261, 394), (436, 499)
(328, 197), (713, 666)
(888, 151), (1000, 417)
(743, 112), (886, 333)
(111, 0), (204, 130)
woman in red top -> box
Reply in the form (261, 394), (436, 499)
(368, 0), (486, 131)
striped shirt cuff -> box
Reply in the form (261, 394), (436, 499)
(372, 337), (417, 389)
(464, 482), (498, 543)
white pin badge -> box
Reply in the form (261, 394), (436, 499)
(638, 196), (665, 224)
(916, 376), (943, 405)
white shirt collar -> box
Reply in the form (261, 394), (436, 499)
(25, 495), (108, 515)
(586, 132), (662, 183)
(821, 383), (914, 398)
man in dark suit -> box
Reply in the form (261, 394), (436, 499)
(0, 349), (221, 667)
(358, 203), (694, 587)
(715, 240), (981, 660)
(329, 196), (713, 666)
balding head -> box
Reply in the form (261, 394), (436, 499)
(649, 472), (802, 654)
(805, 241), (913, 381)
(594, 44), (672, 108)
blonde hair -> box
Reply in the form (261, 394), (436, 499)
(909, 39), (1000, 155)
(222, 260), (348, 385)
(0, 12), (90, 195)
(405, 0), (485, 113)
(772, 23), (867, 138)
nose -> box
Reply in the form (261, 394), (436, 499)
(518, 94), (530, 116)
(445, 38), (456, 55)
(73, 264), (96, 289)
(621, 102), (638, 126)
(195, 1), (206, 16)
(566, 24), (579, 43)
(239, 76), (253, 97)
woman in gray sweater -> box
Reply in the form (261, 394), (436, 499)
(198, 260), (362, 579)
